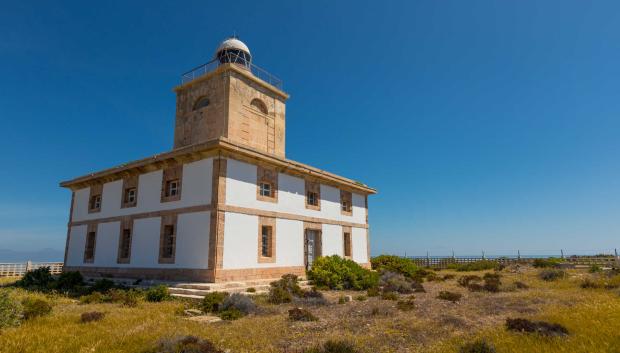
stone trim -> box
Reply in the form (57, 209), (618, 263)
(340, 190), (352, 216)
(88, 184), (102, 213)
(304, 179), (321, 211)
(342, 226), (352, 259)
(215, 266), (305, 282)
(63, 192), (75, 266)
(121, 176), (139, 209)
(70, 204), (212, 226)
(366, 228), (371, 264)
(158, 214), (178, 264)
(116, 217), (133, 264)
(256, 165), (278, 203)
(221, 205), (367, 229)
(208, 157), (227, 273)
(257, 216), (276, 263)
(60, 139), (375, 195)
(64, 266), (215, 282)
(83, 223), (98, 263)
(161, 165), (183, 203)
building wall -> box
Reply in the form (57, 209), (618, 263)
(352, 227), (369, 263)
(322, 224), (343, 256)
(65, 211), (211, 269)
(225, 158), (366, 225)
(71, 158), (213, 222)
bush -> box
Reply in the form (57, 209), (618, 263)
(447, 260), (500, 272)
(91, 278), (116, 293)
(108, 289), (139, 307)
(219, 308), (244, 320)
(396, 296), (415, 311)
(355, 295), (367, 301)
(371, 255), (421, 280)
(305, 340), (358, 353)
(505, 318), (569, 337)
(22, 297), (52, 320)
(532, 258), (562, 268)
(589, 265), (603, 273)
(539, 269), (566, 281)
(297, 289), (328, 306)
(0, 290), (22, 329)
(80, 291), (105, 304)
(289, 307), (318, 321)
(459, 339), (496, 353)
(581, 278), (600, 289)
(55, 271), (84, 292)
(458, 275), (482, 287)
(271, 274), (303, 296)
(379, 271), (413, 294)
(437, 291), (462, 303)
(221, 293), (256, 315)
(269, 286), (292, 304)
(246, 287), (256, 293)
(201, 292), (229, 313)
(145, 285), (171, 302)
(381, 292), (398, 301)
(80, 311), (105, 323)
(146, 335), (224, 353)
(366, 287), (380, 297)
(443, 274), (456, 280)
(514, 281), (529, 289)
(17, 267), (53, 289)
(482, 273), (501, 292)
(467, 283), (484, 292)
(308, 256), (378, 290)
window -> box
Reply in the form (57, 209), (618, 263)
(89, 195), (101, 211)
(166, 179), (179, 197)
(341, 200), (349, 212)
(161, 225), (175, 259)
(84, 231), (96, 262)
(193, 97), (210, 110)
(259, 182), (272, 197)
(124, 188), (136, 204)
(261, 225), (272, 257)
(118, 228), (132, 261)
(343, 232), (352, 257)
(307, 191), (318, 206)
(250, 98), (268, 114)
(340, 190), (352, 215)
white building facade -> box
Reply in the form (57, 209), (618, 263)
(61, 38), (375, 282)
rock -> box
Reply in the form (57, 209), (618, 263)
(344, 295), (353, 302)
(186, 315), (222, 324)
(184, 309), (204, 317)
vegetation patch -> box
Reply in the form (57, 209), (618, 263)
(532, 258), (562, 268)
(0, 290), (21, 329)
(145, 285), (172, 302)
(21, 297), (52, 320)
(447, 260), (500, 272)
(201, 292), (229, 313)
(538, 269), (566, 281)
(514, 281), (529, 289)
(308, 256), (378, 290)
(288, 307), (318, 322)
(505, 318), (569, 337)
(458, 275), (482, 287)
(304, 340), (358, 353)
(145, 335), (224, 353)
(371, 255), (421, 280)
(221, 293), (256, 316)
(381, 292), (398, 301)
(379, 271), (414, 294)
(396, 296), (415, 311)
(437, 291), (462, 303)
(459, 339), (496, 353)
(80, 311), (105, 323)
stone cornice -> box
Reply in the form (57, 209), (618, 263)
(59, 138), (377, 195)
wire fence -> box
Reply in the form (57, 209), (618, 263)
(0, 261), (63, 277)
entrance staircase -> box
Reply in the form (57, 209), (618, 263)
(168, 278), (311, 299)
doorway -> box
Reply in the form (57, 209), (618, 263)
(304, 229), (321, 270)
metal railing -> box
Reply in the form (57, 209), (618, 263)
(0, 261), (63, 277)
(407, 255), (619, 269)
(180, 58), (283, 90)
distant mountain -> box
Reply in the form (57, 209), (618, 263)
(0, 248), (64, 263)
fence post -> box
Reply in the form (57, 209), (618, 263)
(615, 248), (618, 260)
(426, 251), (430, 267)
(561, 249), (564, 259)
(517, 250), (521, 260)
(452, 250), (455, 263)
(25, 260), (32, 272)
(482, 250), (485, 260)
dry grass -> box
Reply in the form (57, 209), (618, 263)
(0, 267), (619, 353)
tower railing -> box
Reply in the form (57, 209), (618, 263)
(181, 57), (283, 90)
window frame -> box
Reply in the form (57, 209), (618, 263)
(117, 218), (133, 264)
(158, 215), (177, 264)
(83, 224), (97, 263)
(340, 190), (353, 216)
(305, 180), (321, 210)
(259, 182), (272, 197)
(343, 228), (352, 259)
(121, 175), (139, 208)
(256, 165), (278, 203)
(257, 217), (276, 263)
(88, 184), (103, 213)
(161, 165), (182, 203)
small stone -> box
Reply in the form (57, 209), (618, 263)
(186, 315), (222, 323)
(344, 295), (353, 302)
(184, 309), (204, 317)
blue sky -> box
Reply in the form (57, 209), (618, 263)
(1, 1), (619, 257)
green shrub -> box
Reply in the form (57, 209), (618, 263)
(505, 318), (569, 337)
(22, 297), (52, 320)
(80, 311), (105, 323)
(0, 290), (22, 329)
(219, 307), (244, 320)
(379, 271), (413, 294)
(482, 273), (501, 292)
(437, 291), (462, 303)
(305, 340), (358, 353)
(308, 255), (378, 290)
(288, 307), (318, 321)
(55, 271), (84, 292)
(90, 278), (116, 293)
(201, 292), (229, 313)
(145, 285), (171, 302)
(447, 260), (499, 272)
(269, 286), (292, 304)
(221, 293), (256, 315)
(589, 265), (603, 273)
(338, 296), (347, 304)
(459, 339), (496, 353)
(109, 289), (139, 307)
(246, 287), (256, 293)
(355, 295), (367, 301)
(270, 274), (303, 296)
(371, 255), (421, 279)
(298, 288), (328, 306)
(17, 267), (53, 289)
(539, 269), (566, 281)
(146, 335), (224, 353)
(458, 275), (482, 287)
(366, 287), (380, 297)
(80, 291), (105, 304)
(396, 296), (415, 311)
(381, 291), (398, 301)
(532, 258), (562, 268)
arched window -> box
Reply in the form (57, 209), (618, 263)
(193, 97), (210, 111)
(250, 98), (268, 114)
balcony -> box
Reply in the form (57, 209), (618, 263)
(181, 58), (283, 90)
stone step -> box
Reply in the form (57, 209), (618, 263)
(174, 279), (309, 291)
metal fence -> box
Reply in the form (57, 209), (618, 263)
(407, 255), (619, 269)
(180, 58), (283, 89)
(0, 261), (63, 277)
